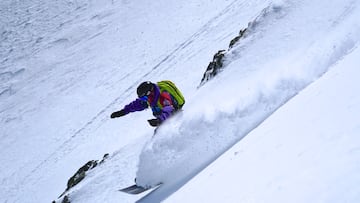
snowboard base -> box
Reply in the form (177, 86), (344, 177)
(119, 183), (161, 195)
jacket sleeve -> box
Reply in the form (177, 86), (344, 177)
(157, 105), (174, 121)
(123, 98), (148, 114)
(156, 92), (174, 121)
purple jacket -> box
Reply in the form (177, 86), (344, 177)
(123, 84), (174, 121)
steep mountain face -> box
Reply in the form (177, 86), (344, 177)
(167, 45), (360, 203)
(134, 1), (360, 201)
(2, 0), (360, 202)
(2, 0), (258, 202)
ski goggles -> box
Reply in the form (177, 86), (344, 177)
(138, 90), (152, 98)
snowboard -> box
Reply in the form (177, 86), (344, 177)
(119, 183), (162, 195)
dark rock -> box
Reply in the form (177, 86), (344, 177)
(199, 26), (248, 86)
(66, 160), (98, 190)
(229, 28), (247, 49)
(52, 195), (70, 203)
(200, 50), (226, 85)
(62, 195), (70, 203)
(57, 153), (109, 199)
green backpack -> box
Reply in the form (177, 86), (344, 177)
(157, 80), (185, 109)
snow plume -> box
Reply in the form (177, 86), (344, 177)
(136, 65), (305, 190)
(136, 0), (360, 191)
(135, 2), (295, 189)
(135, 68), (305, 190)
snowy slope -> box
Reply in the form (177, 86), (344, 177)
(167, 39), (360, 203)
(1, 0), (360, 202)
(1, 0), (270, 202)
(132, 0), (360, 202)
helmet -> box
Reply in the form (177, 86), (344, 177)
(137, 81), (154, 97)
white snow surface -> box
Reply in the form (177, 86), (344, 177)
(168, 37), (360, 203)
(1, 0), (359, 202)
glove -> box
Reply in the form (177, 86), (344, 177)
(147, 118), (161, 127)
(110, 109), (127, 118)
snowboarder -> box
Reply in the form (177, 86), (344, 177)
(110, 80), (185, 127)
